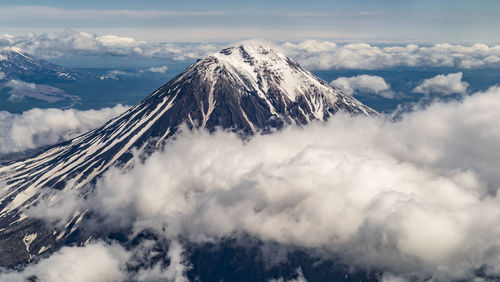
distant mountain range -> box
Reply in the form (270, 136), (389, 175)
(0, 47), (92, 83)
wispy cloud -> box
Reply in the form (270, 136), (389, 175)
(0, 6), (226, 20)
(141, 65), (168, 74)
(0, 79), (82, 106)
(265, 11), (381, 17)
(99, 66), (169, 80)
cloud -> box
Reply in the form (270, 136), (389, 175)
(0, 6), (225, 21)
(0, 105), (128, 154)
(281, 40), (500, 70)
(24, 85), (500, 281)
(1, 79), (80, 104)
(412, 72), (469, 95)
(99, 70), (136, 80)
(331, 75), (392, 98)
(142, 65), (169, 74)
(99, 66), (169, 80)
(0, 242), (129, 282)
(4, 32), (500, 70)
(0, 237), (190, 281)
(381, 273), (410, 282)
(0, 30), (219, 60)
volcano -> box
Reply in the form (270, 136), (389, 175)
(0, 45), (377, 267)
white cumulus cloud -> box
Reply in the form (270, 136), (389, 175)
(331, 75), (392, 98)
(412, 72), (469, 95)
(0, 105), (128, 154)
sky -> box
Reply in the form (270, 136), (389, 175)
(1, 0), (500, 43)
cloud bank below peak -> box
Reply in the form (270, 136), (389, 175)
(21, 85), (500, 281)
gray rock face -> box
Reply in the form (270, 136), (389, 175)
(0, 45), (377, 267)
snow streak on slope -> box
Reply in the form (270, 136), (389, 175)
(0, 92), (176, 214)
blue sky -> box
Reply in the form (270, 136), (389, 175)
(1, 0), (500, 43)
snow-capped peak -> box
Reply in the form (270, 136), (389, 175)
(191, 45), (333, 102)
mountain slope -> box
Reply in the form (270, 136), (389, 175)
(0, 47), (87, 82)
(0, 45), (377, 266)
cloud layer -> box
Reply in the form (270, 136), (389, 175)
(0, 105), (128, 154)
(331, 75), (392, 97)
(0, 30), (219, 61)
(281, 40), (500, 70)
(412, 72), (469, 95)
(3, 32), (500, 70)
(20, 86), (500, 281)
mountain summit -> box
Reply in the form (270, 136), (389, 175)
(0, 45), (376, 266)
(165, 45), (377, 133)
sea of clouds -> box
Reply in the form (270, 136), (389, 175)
(2, 30), (500, 70)
(281, 40), (500, 70)
(1, 85), (500, 281)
